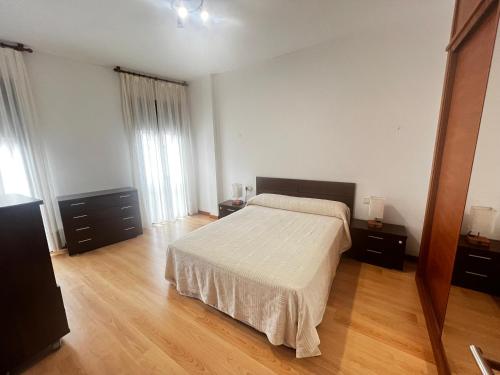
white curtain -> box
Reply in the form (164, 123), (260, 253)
(0, 48), (60, 250)
(119, 73), (197, 224)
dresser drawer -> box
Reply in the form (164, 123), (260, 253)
(120, 211), (140, 225)
(68, 236), (100, 254)
(68, 224), (96, 242)
(67, 220), (142, 255)
(59, 199), (90, 216)
(92, 191), (139, 209)
(59, 191), (139, 214)
(63, 205), (140, 229)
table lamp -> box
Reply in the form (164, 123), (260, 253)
(466, 206), (494, 247)
(232, 183), (243, 205)
(368, 196), (385, 228)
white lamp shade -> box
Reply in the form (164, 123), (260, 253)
(469, 206), (494, 236)
(368, 196), (385, 221)
(232, 183), (243, 200)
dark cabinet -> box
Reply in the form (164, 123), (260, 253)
(218, 200), (245, 218)
(0, 195), (69, 374)
(350, 219), (408, 270)
(58, 187), (143, 255)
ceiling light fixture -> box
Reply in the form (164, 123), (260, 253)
(177, 6), (188, 19)
(200, 9), (210, 23)
(172, 0), (210, 28)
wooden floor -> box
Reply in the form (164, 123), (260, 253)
(443, 285), (500, 374)
(25, 215), (437, 374)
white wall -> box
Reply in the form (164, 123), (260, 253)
(462, 40), (500, 240)
(25, 52), (132, 197)
(206, 21), (452, 255)
(189, 75), (219, 216)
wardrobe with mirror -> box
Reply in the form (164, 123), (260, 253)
(441, 25), (500, 373)
(417, 0), (500, 374)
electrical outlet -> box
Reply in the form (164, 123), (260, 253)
(245, 185), (253, 192)
(363, 197), (370, 205)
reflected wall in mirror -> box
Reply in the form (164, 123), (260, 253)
(442, 27), (500, 374)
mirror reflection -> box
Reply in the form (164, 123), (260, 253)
(442, 30), (500, 374)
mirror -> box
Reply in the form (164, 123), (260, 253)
(442, 29), (500, 374)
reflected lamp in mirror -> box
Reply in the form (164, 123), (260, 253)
(368, 196), (385, 228)
(466, 206), (494, 247)
(231, 183), (244, 205)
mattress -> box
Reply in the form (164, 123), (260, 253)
(165, 194), (351, 358)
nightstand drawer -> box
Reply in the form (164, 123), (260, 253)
(358, 246), (390, 268)
(452, 268), (497, 295)
(364, 233), (405, 252)
(455, 247), (496, 273)
(357, 245), (405, 270)
(452, 243), (499, 295)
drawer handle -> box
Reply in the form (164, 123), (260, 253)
(124, 226), (136, 231)
(468, 254), (492, 261)
(465, 271), (488, 278)
(121, 205), (133, 210)
(70, 202), (86, 206)
(73, 214), (88, 219)
(78, 238), (92, 243)
(366, 249), (383, 254)
(75, 226), (91, 231)
(120, 194), (131, 198)
(122, 216), (134, 220)
(368, 235), (384, 240)
(226, 208), (236, 212)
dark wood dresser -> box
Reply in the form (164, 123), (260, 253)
(0, 195), (69, 374)
(452, 235), (500, 296)
(218, 200), (245, 218)
(350, 218), (407, 270)
(58, 187), (143, 255)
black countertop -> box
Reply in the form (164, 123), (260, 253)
(57, 187), (136, 202)
(0, 194), (42, 210)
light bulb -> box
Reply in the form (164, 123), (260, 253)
(177, 6), (188, 19)
(200, 10), (210, 23)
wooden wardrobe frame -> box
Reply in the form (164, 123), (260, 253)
(417, 0), (500, 374)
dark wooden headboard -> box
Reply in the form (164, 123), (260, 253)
(256, 177), (356, 216)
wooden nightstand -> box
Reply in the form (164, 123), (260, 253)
(350, 218), (407, 270)
(218, 200), (245, 218)
(452, 235), (500, 296)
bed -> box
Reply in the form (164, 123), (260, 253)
(165, 177), (355, 358)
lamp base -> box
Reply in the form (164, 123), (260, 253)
(466, 233), (491, 248)
(367, 219), (383, 229)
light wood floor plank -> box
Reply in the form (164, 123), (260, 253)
(443, 284), (500, 374)
(23, 215), (437, 374)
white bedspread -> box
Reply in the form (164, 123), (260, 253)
(165, 194), (351, 358)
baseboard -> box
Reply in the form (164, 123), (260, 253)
(50, 248), (68, 256)
(405, 254), (419, 263)
(198, 210), (218, 219)
(415, 275), (451, 375)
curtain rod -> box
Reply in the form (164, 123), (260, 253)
(113, 66), (188, 87)
(0, 42), (33, 53)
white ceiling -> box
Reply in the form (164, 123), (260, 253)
(0, 0), (453, 80)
